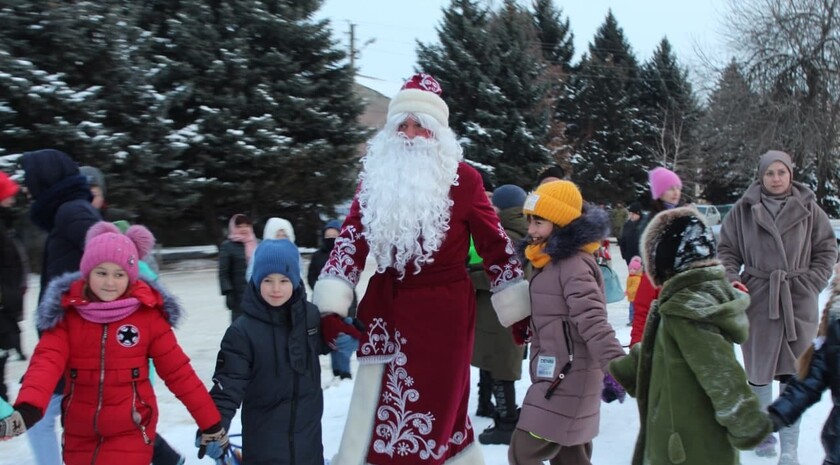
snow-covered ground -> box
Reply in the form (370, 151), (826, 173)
(2, 244), (834, 464)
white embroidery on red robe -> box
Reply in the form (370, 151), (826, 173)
(371, 331), (471, 460)
(320, 224), (363, 286)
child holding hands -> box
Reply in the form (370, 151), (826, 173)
(609, 207), (771, 465)
(205, 239), (360, 465)
(505, 180), (626, 465)
(0, 222), (226, 465)
(768, 263), (840, 465)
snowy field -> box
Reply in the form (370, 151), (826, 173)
(2, 243), (834, 465)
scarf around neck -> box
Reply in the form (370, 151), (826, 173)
(75, 297), (141, 324)
(525, 241), (601, 269)
(228, 222), (257, 264)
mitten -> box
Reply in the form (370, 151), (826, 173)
(321, 314), (363, 350)
(511, 317), (532, 345)
(196, 423), (230, 459)
(601, 373), (626, 403)
(0, 403), (40, 439)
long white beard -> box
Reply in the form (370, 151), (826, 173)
(359, 113), (462, 277)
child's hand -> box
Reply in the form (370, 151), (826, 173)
(511, 317), (532, 345)
(196, 424), (230, 459)
(601, 373), (626, 403)
(0, 403), (40, 440)
(732, 281), (749, 293)
(321, 314), (363, 350)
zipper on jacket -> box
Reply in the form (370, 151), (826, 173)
(289, 371), (299, 465)
(60, 372), (77, 428)
(131, 381), (152, 444)
(92, 324), (108, 463)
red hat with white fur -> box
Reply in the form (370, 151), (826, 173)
(387, 73), (449, 127)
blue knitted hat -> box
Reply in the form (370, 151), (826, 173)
(492, 184), (527, 211)
(323, 219), (342, 234)
(250, 239), (301, 288)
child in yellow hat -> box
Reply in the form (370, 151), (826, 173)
(508, 180), (626, 465)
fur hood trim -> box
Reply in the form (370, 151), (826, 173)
(37, 271), (183, 331)
(518, 203), (609, 262)
(640, 206), (720, 286)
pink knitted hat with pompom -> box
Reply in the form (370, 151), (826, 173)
(80, 222), (155, 284)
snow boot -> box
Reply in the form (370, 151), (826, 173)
(778, 382), (800, 465)
(476, 369), (495, 418)
(478, 381), (517, 445)
(751, 383), (777, 457)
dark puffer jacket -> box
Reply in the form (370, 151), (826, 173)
(770, 272), (840, 465)
(0, 208), (27, 350)
(210, 284), (328, 465)
(218, 240), (248, 313)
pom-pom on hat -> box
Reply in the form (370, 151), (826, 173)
(523, 180), (583, 228)
(492, 184), (527, 211)
(81, 221), (155, 284)
(649, 167), (682, 200)
(250, 239), (301, 289)
(0, 172), (19, 202)
(387, 73), (449, 128)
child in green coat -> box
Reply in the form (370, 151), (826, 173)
(609, 207), (772, 465)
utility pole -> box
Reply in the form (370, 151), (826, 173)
(349, 22), (357, 72)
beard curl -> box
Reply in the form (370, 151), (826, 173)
(359, 112), (463, 278)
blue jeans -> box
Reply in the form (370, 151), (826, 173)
(27, 393), (62, 465)
(628, 302), (635, 323)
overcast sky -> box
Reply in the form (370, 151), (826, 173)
(316, 0), (731, 96)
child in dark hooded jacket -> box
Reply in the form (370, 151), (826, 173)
(769, 263), (840, 465)
(205, 239), (361, 465)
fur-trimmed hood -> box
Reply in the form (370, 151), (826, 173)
(37, 271), (183, 331)
(517, 203), (610, 262)
(641, 207), (720, 287)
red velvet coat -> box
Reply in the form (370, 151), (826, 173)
(16, 273), (220, 465)
(322, 163), (524, 465)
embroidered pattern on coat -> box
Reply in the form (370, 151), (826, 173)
(489, 255), (523, 289)
(320, 224), (363, 285)
(372, 331), (470, 460)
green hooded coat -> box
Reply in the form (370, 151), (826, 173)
(609, 266), (772, 465)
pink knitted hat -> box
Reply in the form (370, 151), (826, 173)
(649, 167), (682, 200)
(628, 256), (643, 274)
(80, 222), (155, 284)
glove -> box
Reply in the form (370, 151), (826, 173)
(196, 423), (230, 460)
(601, 373), (626, 403)
(321, 314), (364, 350)
(511, 317), (532, 345)
(0, 411), (26, 439)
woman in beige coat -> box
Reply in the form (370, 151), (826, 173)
(718, 150), (837, 464)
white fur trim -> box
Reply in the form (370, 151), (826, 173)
(331, 363), (384, 465)
(491, 279), (531, 327)
(312, 277), (354, 318)
(388, 88), (449, 128)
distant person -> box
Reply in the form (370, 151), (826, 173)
(718, 150), (837, 462)
(472, 184), (528, 446)
(308, 219), (356, 380)
(535, 165), (567, 187)
(618, 201), (643, 265)
(218, 214), (256, 323)
(78, 165), (134, 222)
(625, 256), (642, 327)
(610, 207), (772, 465)
(262, 217), (296, 242)
(0, 172), (27, 399)
(20, 148), (101, 465)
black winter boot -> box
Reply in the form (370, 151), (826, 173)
(476, 369), (495, 418)
(478, 381), (518, 445)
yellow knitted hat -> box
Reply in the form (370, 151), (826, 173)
(523, 180), (582, 227)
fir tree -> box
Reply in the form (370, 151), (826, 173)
(564, 11), (647, 204)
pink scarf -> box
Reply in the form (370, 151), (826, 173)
(228, 216), (257, 264)
(76, 297), (141, 324)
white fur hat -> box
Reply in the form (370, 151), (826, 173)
(387, 73), (449, 128)
(263, 217), (296, 243)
